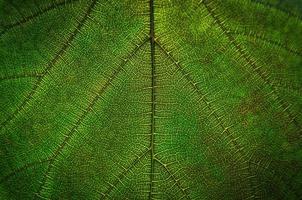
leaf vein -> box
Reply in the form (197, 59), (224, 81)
(249, 0), (302, 22)
(0, 72), (43, 82)
(154, 157), (190, 199)
(229, 30), (302, 57)
(149, 0), (156, 199)
(0, 158), (50, 183)
(35, 37), (148, 199)
(0, 0), (79, 37)
(100, 149), (150, 199)
(0, 0), (98, 132)
(201, 0), (302, 133)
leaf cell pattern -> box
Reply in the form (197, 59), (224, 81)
(0, 0), (301, 199)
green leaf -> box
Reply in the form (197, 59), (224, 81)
(0, 0), (301, 199)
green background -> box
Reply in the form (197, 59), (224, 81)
(0, 0), (302, 199)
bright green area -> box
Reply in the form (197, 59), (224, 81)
(0, 0), (301, 199)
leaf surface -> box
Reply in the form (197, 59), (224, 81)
(0, 0), (302, 199)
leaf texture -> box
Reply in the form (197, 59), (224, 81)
(0, 0), (301, 199)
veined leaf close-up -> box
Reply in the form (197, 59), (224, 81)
(0, 0), (301, 199)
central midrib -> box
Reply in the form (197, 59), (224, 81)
(149, 0), (156, 199)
